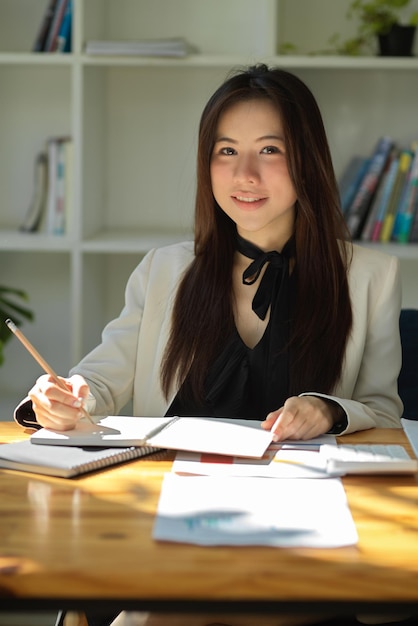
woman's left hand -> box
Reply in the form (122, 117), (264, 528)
(261, 395), (337, 441)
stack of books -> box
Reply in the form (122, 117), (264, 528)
(84, 37), (197, 57)
(340, 136), (418, 244)
(32, 0), (72, 53)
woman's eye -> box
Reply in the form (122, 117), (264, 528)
(261, 146), (280, 154)
(220, 147), (236, 155)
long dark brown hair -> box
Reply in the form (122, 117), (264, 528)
(161, 64), (352, 403)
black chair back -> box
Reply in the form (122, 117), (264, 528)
(399, 309), (418, 420)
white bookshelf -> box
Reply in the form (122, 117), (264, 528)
(1, 0), (418, 414)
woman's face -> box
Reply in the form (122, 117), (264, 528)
(210, 98), (297, 251)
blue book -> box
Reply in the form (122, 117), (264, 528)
(345, 136), (394, 239)
(56, 0), (72, 53)
(370, 153), (399, 242)
(405, 191), (418, 242)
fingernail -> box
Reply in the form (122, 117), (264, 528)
(272, 433), (279, 442)
(72, 399), (82, 408)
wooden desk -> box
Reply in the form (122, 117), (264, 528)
(1, 422), (418, 617)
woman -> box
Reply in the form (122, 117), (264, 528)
(15, 65), (404, 626)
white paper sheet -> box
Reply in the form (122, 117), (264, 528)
(172, 436), (337, 479)
(172, 449), (329, 478)
(30, 415), (273, 457)
(153, 474), (358, 548)
(402, 418), (418, 458)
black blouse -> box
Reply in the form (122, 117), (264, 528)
(167, 236), (295, 421)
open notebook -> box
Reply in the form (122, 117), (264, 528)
(0, 439), (159, 478)
(30, 415), (274, 459)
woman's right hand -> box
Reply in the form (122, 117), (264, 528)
(28, 373), (90, 431)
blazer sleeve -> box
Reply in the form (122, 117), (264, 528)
(67, 251), (154, 416)
(13, 243), (194, 426)
(69, 242), (193, 417)
(302, 247), (403, 434)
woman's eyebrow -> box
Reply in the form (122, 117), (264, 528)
(214, 135), (238, 143)
(256, 134), (285, 142)
(214, 134), (284, 143)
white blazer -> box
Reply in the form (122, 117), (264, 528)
(65, 240), (403, 435)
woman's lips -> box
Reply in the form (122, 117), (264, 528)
(232, 194), (267, 209)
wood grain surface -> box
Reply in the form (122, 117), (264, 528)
(1, 422), (418, 614)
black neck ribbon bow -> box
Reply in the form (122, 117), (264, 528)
(236, 234), (294, 321)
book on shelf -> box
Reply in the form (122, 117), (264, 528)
(19, 151), (48, 232)
(62, 139), (74, 233)
(53, 139), (66, 234)
(84, 37), (197, 57)
(45, 136), (73, 236)
(390, 157), (412, 242)
(338, 156), (370, 216)
(33, 0), (72, 53)
(342, 136), (418, 243)
(379, 149), (412, 243)
(345, 136), (394, 240)
(393, 144), (418, 243)
(0, 438), (158, 478)
(369, 151), (400, 242)
(32, 0), (59, 52)
(361, 148), (397, 242)
(56, 0), (72, 53)
(408, 199), (418, 243)
(44, 0), (69, 52)
(45, 137), (59, 234)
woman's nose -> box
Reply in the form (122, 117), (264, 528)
(233, 155), (260, 183)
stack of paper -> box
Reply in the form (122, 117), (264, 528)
(153, 434), (359, 549)
(172, 435), (336, 479)
(26, 413), (358, 548)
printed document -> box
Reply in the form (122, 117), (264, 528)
(153, 474), (358, 548)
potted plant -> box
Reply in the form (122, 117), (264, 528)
(340, 0), (418, 56)
(0, 286), (34, 366)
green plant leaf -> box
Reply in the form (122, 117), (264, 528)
(410, 11), (418, 25)
(0, 287), (34, 347)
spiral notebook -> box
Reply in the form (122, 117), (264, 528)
(0, 438), (158, 478)
(30, 415), (273, 459)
